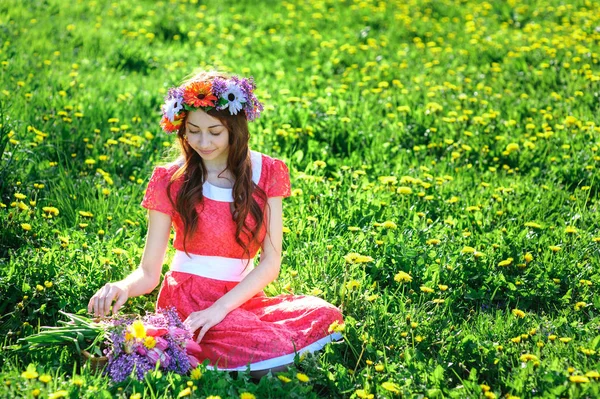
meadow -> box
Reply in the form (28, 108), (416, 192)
(1, 0), (600, 397)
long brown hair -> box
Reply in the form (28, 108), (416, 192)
(165, 70), (269, 259)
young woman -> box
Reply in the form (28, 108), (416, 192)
(88, 70), (344, 377)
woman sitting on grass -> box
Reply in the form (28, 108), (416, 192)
(87, 70), (344, 378)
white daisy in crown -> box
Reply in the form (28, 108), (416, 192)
(218, 82), (247, 115)
(163, 96), (184, 122)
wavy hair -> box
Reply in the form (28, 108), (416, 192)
(165, 70), (269, 260)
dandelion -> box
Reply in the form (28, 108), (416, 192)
(14, 193), (26, 200)
(21, 370), (39, 379)
(574, 302), (587, 311)
(519, 354), (538, 362)
(524, 252), (533, 263)
(240, 393), (256, 399)
(394, 271), (412, 283)
(381, 381), (401, 394)
(565, 226), (578, 234)
(277, 375), (291, 383)
(460, 246), (476, 254)
(397, 186), (412, 194)
(190, 368), (202, 380)
(328, 320), (345, 333)
(48, 391), (69, 399)
(296, 372), (310, 382)
(381, 221), (397, 229)
(21, 223), (32, 231)
(498, 258), (513, 267)
(38, 374), (51, 383)
(512, 309), (526, 318)
(549, 245), (561, 252)
(420, 286), (434, 293)
(177, 388), (192, 398)
(79, 211), (94, 218)
(569, 375), (589, 383)
(524, 222), (542, 229)
(560, 337), (572, 343)
(585, 371), (600, 379)
(313, 160), (326, 168)
(355, 389), (374, 399)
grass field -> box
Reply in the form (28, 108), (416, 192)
(1, 0), (600, 397)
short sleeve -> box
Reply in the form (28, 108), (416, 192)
(140, 167), (176, 217)
(266, 158), (291, 198)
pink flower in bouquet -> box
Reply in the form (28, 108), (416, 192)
(188, 354), (199, 368)
(154, 337), (169, 351)
(136, 344), (147, 356)
(147, 348), (171, 368)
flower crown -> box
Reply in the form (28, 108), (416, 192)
(160, 75), (264, 134)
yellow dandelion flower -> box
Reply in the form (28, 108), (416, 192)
(548, 335), (557, 341)
(565, 226), (578, 234)
(177, 388), (192, 398)
(426, 238), (441, 245)
(14, 193), (26, 200)
(190, 368), (202, 380)
(461, 246), (476, 254)
(21, 223), (32, 231)
(21, 370), (39, 379)
(519, 354), (538, 362)
(585, 371), (600, 379)
(296, 373), (310, 382)
(559, 337), (572, 343)
(438, 284), (448, 291)
(397, 186), (412, 194)
(381, 221), (397, 229)
(549, 245), (561, 252)
(277, 375), (291, 383)
(574, 302), (587, 311)
(381, 381), (401, 394)
(420, 286), (434, 293)
(78, 210), (94, 218)
(144, 336), (156, 349)
(524, 222), (542, 229)
(328, 320), (345, 333)
(48, 390), (69, 399)
(128, 320), (146, 340)
(569, 375), (589, 383)
(355, 389), (374, 399)
(240, 393), (256, 399)
(524, 252), (533, 263)
(512, 309), (526, 318)
(394, 271), (412, 283)
(498, 258), (513, 267)
(38, 374), (51, 383)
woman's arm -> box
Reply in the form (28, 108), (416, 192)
(88, 210), (172, 316)
(183, 196), (284, 342)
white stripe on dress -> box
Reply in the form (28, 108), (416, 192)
(170, 250), (255, 282)
(206, 332), (345, 371)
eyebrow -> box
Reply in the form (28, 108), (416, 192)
(188, 122), (223, 128)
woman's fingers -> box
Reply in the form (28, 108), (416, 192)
(112, 289), (128, 315)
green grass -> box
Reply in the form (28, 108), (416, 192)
(1, 0), (600, 397)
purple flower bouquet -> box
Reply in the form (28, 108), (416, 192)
(17, 308), (200, 384)
(103, 307), (199, 383)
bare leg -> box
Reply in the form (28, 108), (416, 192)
(249, 363), (292, 379)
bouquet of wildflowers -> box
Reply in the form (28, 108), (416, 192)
(17, 307), (199, 383)
(104, 307), (199, 383)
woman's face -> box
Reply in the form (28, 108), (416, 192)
(185, 110), (230, 168)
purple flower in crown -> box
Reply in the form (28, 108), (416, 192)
(211, 77), (228, 98)
(231, 76), (263, 121)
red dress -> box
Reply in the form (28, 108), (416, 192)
(141, 150), (344, 371)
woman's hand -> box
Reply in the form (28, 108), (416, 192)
(183, 304), (229, 343)
(87, 281), (130, 317)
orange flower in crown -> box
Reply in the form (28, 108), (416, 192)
(182, 81), (218, 108)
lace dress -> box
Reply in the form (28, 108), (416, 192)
(141, 150), (344, 371)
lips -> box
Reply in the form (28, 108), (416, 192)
(199, 150), (214, 155)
